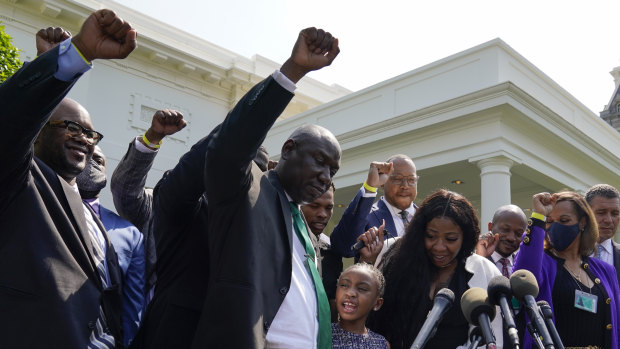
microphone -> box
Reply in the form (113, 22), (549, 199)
(461, 287), (497, 349)
(526, 323), (545, 349)
(467, 326), (485, 349)
(537, 300), (564, 349)
(510, 270), (555, 349)
(487, 275), (520, 349)
(350, 229), (391, 252)
(410, 288), (455, 349)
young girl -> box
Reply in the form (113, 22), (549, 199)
(332, 263), (390, 349)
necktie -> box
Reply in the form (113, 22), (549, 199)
(499, 257), (510, 278)
(596, 244), (605, 260)
(399, 210), (409, 229)
(289, 203), (331, 349)
(84, 204), (115, 348)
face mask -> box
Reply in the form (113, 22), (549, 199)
(76, 158), (107, 194)
(546, 222), (581, 251)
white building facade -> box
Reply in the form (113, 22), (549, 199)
(2, 0), (619, 235)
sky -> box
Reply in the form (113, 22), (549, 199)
(119, 0), (620, 115)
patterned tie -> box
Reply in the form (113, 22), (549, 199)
(83, 204), (115, 348)
(399, 210), (409, 230)
(499, 257), (510, 278)
(289, 203), (331, 349)
(596, 244), (605, 260)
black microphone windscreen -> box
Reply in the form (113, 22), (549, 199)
(487, 275), (512, 306)
(469, 326), (486, 345)
(510, 269), (539, 300)
(461, 287), (496, 325)
(536, 300), (553, 319)
(435, 288), (455, 304)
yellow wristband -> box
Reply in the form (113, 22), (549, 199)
(363, 181), (377, 193)
(531, 212), (545, 222)
(71, 42), (91, 65)
(142, 133), (162, 149)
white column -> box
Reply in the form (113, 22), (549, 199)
(476, 157), (514, 229)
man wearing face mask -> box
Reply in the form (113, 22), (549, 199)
(77, 146), (146, 348)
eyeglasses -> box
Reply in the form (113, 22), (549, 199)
(389, 175), (419, 186)
(48, 120), (103, 145)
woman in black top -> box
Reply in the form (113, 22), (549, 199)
(368, 189), (502, 349)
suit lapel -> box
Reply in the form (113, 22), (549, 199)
(374, 199), (398, 237)
(55, 175), (103, 288)
(268, 170), (293, 252)
(613, 241), (620, 283)
(59, 180), (97, 262)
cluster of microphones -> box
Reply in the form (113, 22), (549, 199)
(410, 269), (564, 349)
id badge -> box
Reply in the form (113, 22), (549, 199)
(574, 289), (598, 313)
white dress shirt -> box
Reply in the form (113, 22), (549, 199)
(381, 196), (416, 237)
(593, 238), (614, 265)
(491, 251), (514, 276)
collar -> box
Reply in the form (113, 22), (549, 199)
(598, 238), (613, 253)
(381, 196), (415, 218)
(70, 182), (80, 194)
(82, 197), (101, 219)
(284, 191), (300, 210)
(491, 251), (514, 265)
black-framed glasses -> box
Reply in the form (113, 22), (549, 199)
(48, 120), (103, 145)
(389, 175), (419, 186)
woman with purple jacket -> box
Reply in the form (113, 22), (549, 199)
(514, 191), (620, 348)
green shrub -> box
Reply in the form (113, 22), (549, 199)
(0, 23), (21, 83)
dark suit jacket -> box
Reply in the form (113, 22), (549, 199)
(613, 240), (620, 284)
(331, 189), (416, 257)
(190, 76), (318, 348)
(129, 133), (213, 349)
(100, 205), (146, 347)
(0, 47), (123, 348)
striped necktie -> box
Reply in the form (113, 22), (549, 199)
(289, 203), (331, 349)
(499, 257), (510, 278)
(83, 203), (115, 348)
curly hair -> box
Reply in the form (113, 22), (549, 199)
(367, 189), (480, 349)
(546, 191), (598, 257)
(340, 263), (386, 297)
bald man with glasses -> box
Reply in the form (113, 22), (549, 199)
(0, 10), (136, 348)
(330, 154), (419, 259)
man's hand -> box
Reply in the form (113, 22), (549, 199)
(532, 192), (555, 216)
(142, 109), (187, 147)
(475, 232), (499, 258)
(71, 9), (137, 61)
(358, 220), (385, 265)
(267, 160), (279, 170)
(36, 27), (71, 56)
(280, 27), (339, 83)
(366, 162), (394, 188)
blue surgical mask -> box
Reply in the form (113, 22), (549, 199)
(546, 222), (581, 251)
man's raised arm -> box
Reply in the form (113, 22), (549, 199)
(204, 27), (339, 204)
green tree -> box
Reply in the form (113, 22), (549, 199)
(0, 23), (21, 83)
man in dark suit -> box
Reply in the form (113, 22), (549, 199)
(586, 184), (620, 283)
(330, 155), (418, 259)
(186, 28), (340, 349)
(110, 109), (186, 302)
(0, 11), (135, 348)
(77, 146), (146, 347)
